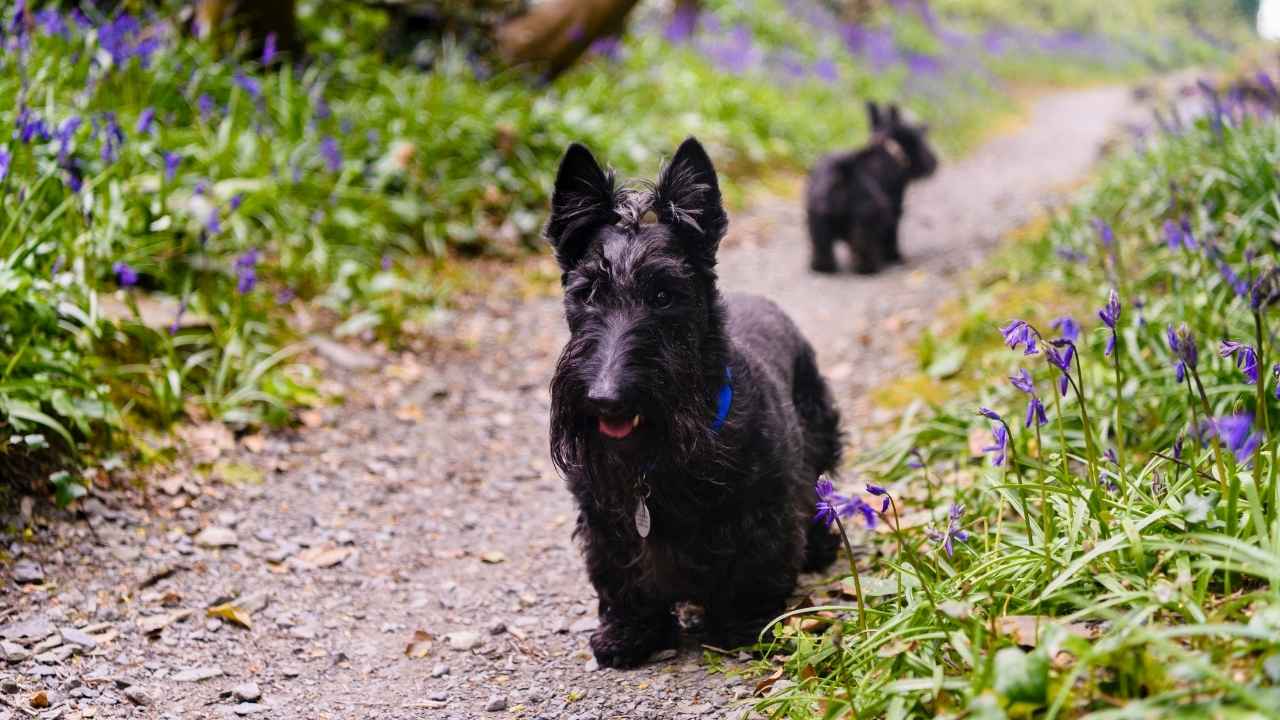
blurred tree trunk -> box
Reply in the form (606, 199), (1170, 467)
(496, 0), (641, 81)
(194, 0), (299, 60)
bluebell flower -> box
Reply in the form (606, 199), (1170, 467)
(113, 261), (138, 287)
(198, 94), (215, 121)
(1166, 323), (1198, 383)
(1173, 434), (1184, 460)
(1010, 368), (1035, 394)
(320, 136), (342, 173)
(1091, 218), (1114, 248)
(978, 407), (1003, 423)
(1104, 448), (1117, 464)
(234, 71), (262, 101)
(1000, 319), (1038, 355)
(1214, 414), (1261, 464)
(982, 423), (1007, 467)
(35, 8), (67, 38)
(136, 107), (155, 135)
(206, 207), (221, 234)
(229, 194), (244, 213)
(235, 248), (259, 294)
(927, 503), (970, 557)
(0, 148), (10, 182)
(1046, 343), (1074, 396)
(262, 32), (278, 65)
(1220, 341), (1259, 384)
(1098, 289), (1120, 356)
(97, 113), (124, 164)
(1050, 316), (1079, 342)
(163, 152), (180, 182)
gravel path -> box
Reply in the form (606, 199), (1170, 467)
(2, 85), (1153, 720)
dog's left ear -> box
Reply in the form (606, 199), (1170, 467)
(654, 137), (728, 266)
(546, 143), (618, 271)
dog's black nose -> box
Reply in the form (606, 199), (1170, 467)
(586, 380), (628, 417)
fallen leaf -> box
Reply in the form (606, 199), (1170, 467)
(480, 551), (506, 564)
(996, 615), (1105, 647)
(754, 668), (784, 696)
(404, 630), (433, 658)
(241, 435), (266, 453)
(298, 410), (324, 428)
(137, 609), (193, 635)
(296, 545), (352, 569)
(207, 603), (252, 629)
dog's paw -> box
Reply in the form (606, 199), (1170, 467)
(589, 623), (673, 669)
(809, 257), (839, 274)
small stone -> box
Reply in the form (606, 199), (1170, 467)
(29, 690), (49, 708)
(648, 648), (678, 662)
(280, 666), (301, 678)
(1, 617), (55, 644)
(1, 641), (30, 663)
(123, 687), (153, 706)
(429, 691), (447, 702)
(193, 527), (238, 548)
(34, 646), (74, 664)
(484, 695), (508, 712)
(232, 682), (262, 702)
(487, 620), (507, 636)
(171, 666), (223, 682)
(3, 679), (20, 693)
(233, 702), (268, 716)
(59, 627), (97, 649)
(680, 703), (713, 715)
(446, 631), (482, 651)
(13, 561), (44, 585)
(568, 617), (598, 634)
(430, 664), (449, 679)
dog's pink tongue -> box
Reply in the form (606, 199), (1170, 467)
(598, 417), (634, 439)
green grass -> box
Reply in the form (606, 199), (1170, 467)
(754, 78), (1280, 718)
(0, 0), (1252, 499)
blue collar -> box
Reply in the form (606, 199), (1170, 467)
(710, 367), (733, 432)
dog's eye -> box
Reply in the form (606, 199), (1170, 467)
(652, 290), (672, 308)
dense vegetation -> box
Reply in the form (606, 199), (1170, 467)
(0, 0), (1250, 497)
(759, 74), (1280, 716)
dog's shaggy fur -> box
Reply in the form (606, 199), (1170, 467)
(806, 101), (938, 274)
(545, 138), (843, 668)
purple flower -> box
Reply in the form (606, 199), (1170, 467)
(113, 261), (138, 287)
(235, 249), (259, 294)
(1104, 448), (1118, 464)
(1173, 434), (1184, 460)
(983, 423), (1008, 467)
(0, 148), (10, 182)
(234, 71), (262, 101)
(229, 194), (244, 213)
(198, 94), (215, 121)
(320, 136), (342, 173)
(169, 299), (187, 335)
(1250, 268), (1280, 311)
(1166, 323), (1198, 383)
(276, 288), (297, 304)
(262, 32), (278, 65)
(866, 484), (887, 497)
(97, 113), (125, 164)
(206, 207), (221, 234)
(1091, 218), (1114, 248)
(1051, 316), (1080, 342)
(814, 478), (848, 528)
(1098, 289), (1120, 356)
(1000, 319), (1038, 355)
(1214, 414), (1261, 464)
(927, 503), (970, 557)
(812, 58), (839, 83)
(163, 152), (181, 182)
(1163, 220), (1186, 251)
(1024, 396), (1047, 428)
(589, 35), (622, 61)
(845, 496), (879, 528)
(978, 407), (1003, 423)
(35, 8), (67, 38)
(664, 3), (698, 44)
(1220, 341), (1259, 384)
(63, 157), (83, 192)
(1046, 344), (1074, 396)
(1010, 368), (1035, 394)
(136, 107), (156, 135)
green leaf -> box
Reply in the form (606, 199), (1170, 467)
(993, 646), (1048, 706)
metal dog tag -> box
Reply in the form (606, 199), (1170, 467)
(634, 498), (652, 539)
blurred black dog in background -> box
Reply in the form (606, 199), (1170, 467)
(546, 138), (842, 667)
(806, 101), (938, 274)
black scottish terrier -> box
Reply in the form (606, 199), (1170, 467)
(545, 137), (843, 668)
(806, 101), (938, 274)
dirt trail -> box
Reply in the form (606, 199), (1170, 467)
(2, 85), (1153, 720)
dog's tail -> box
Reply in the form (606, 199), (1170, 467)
(792, 346), (844, 572)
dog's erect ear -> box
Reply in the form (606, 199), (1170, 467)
(654, 137), (728, 266)
(546, 143), (618, 271)
(866, 100), (883, 131)
(887, 104), (902, 127)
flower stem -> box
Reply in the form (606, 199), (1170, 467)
(886, 498), (938, 611)
(831, 513), (868, 633)
(1254, 310), (1277, 527)
(1033, 416), (1053, 579)
(1111, 347), (1127, 493)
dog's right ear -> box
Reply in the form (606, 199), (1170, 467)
(866, 100), (883, 131)
(546, 143), (618, 271)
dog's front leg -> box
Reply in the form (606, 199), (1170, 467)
(581, 530), (677, 668)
